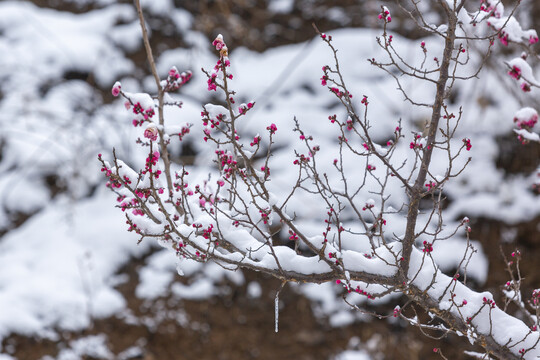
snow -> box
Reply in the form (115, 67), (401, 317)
(334, 350), (371, 360)
(51, 334), (113, 360)
(247, 281), (262, 298)
(0, 190), (146, 340)
(171, 278), (216, 300)
(268, 0), (294, 14)
(515, 129), (540, 142)
(135, 250), (176, 299)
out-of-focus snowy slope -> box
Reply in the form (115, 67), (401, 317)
(0, 0), (538, 352)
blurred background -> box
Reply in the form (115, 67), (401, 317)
(0, 0), (539, 359)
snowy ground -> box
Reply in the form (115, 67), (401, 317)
(0, 1), (538, 359)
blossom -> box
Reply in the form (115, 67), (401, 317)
(508, 65), (521, 80)
(169, 67), (178, 78)
(144, 125), (158, 141)
(213, 34), (229, 59)
(266, 123), (277, 134)
(521, 82), (531, 92)
(111, 81), (121, 97)
(499, 33), (508, 46)
(513, 108), (538, 130)
(463, 138), (472, 151)
(378, 6), (391, 22)
(212, 34), (224, 50)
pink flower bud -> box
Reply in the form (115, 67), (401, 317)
(144, 125), (159, 141)
(111, 81), (121, 97)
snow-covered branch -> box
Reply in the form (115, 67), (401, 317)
(100, 1), (540, 358)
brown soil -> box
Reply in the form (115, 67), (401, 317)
(3, 247), (492, 360)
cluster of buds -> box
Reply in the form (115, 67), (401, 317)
(321, 66), (329, 86)
(506, 62), (534, 93)
(215, 150), (239, 179)
(129, 102), (155, 127)
(482, 296), (496, 309)
(508, 65), (522, 80)
(99, 159), (121, 189)
(201, 111), (225, 129)
(126, 219), (139, 233)
(201, 224), (214, 240)
(259, 208), (271, 224)
(120, 198), (138, 212)
(425, 181), (437, 191)
(378, 6), (392, 22)
(143, 150), (160, 176)
(288, 230), (298, 241)
(498, 31), (509, 46)
(362, 199), (375, 211)
(250, 134), (261, 147)
(293, 153), (311, 165)
(410, 134), (424, 149)
(212, 34), (230, 65)
(330, 87), (352, 99)
(178, 125), (191, 141)
(328, 114), (337, 123)
(238, 102), (254, 115)
(266, 123), (278, 134)
(196, 191), (216, 209)
(480, 0), (502, 18)
(207, 35), (232, 91)
(353, 286), (373, 299)
(135, 188), (152, 199)
(259, 165), (271, 180)
(462, 138), (472, 151)
(422, 241), (433, 253)
(462, 217), (471, 234)
(164, 67), (192, 92)
(513, 108), (538, 131)
(319, 33), (333, 41)
(328, 252), (340, 265)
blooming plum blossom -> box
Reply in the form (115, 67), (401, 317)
(507, 57), (538, 93)
(144, 124), (159, 141)
(112, 81), (121, 97)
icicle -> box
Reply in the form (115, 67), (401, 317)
(274, 282), (286, 333)
(274, 292), (279, 333)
